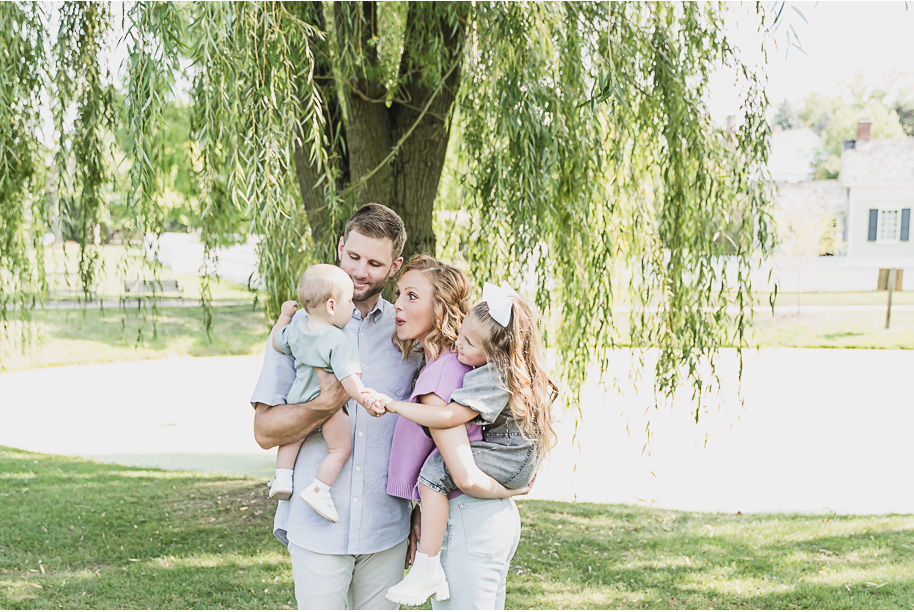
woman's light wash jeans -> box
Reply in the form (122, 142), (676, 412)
(432, 495), (521, 610)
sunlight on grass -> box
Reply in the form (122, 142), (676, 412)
(2, 449), (913, 609)
(1, 305), (267, 371)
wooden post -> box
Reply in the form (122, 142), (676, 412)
(886, 268), (896, 329)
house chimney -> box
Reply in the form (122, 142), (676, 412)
(857, 120), (871, 142)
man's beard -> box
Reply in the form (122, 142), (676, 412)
(352, 275), (388, 303)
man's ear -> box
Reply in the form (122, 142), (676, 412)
(389, 256), (404, 277)
(337, 236), (345, 262)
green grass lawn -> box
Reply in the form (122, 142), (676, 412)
(1, 447), (911, 610)
(4, 303), (913, 373)
(43, 243), (255, 303)
(748, 310), (914, 349)
(1, 305), (267, 371)
(761, 291), (914, 306)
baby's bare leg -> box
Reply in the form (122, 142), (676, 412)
(276, 438), (304, 470)
(314, 408), (351, 486)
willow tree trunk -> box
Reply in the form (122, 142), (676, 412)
(292, 2), (465, 260)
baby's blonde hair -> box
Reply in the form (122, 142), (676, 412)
(298, 264), (351, 312)
(392, 255), (472, 363)
(468, 296), (558, 451)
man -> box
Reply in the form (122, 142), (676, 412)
(252, 203), (422, 609)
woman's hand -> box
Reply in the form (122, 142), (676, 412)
(507, 473), (538, 497)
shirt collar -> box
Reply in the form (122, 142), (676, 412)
(352, 297), (388, 322)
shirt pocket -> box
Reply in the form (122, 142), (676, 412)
(458, 499), (517, 559)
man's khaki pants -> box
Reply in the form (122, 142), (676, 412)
(288, 539), (408, 610)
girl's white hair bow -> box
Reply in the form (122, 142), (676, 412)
(482, 281), (518, 327)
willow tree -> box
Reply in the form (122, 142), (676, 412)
(2, 2), (775, 414)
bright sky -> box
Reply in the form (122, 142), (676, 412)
(708, 1), (914, 123)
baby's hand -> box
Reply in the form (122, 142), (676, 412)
(280, 300), (299, 318)
(361, 389), (392, 417)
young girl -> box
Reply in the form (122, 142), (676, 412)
(368, 282), (558, 607)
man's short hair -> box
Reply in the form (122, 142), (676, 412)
(298, 264), (350, 312)
(343, 203), (407, 259)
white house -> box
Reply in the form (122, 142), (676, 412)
(762, 121), (914, 291)
(840, 122), (914, 260)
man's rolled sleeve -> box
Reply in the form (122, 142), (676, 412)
(250, 326), (296, 408)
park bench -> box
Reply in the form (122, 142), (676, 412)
(124, 279), (183, 297)
(47, 272), (98, 301)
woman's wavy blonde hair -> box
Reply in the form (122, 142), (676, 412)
(468, 296), (558, 451)
(392, 255), (472, 363)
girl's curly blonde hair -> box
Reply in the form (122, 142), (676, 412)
(392, 255), (472, 363)
(468, 296), (558, 451)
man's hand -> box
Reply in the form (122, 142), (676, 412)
(405, 504), (421, 569)
(280, 300), (299, 318)
(316, 368), (349, 410)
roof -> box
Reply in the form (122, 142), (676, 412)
(840, 138), (914, 185)
(768, 127), (821, 182)
(772, 180), (847, 216)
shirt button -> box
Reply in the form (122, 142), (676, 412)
(358, 432), (364, 437)
(353, 497), (359, 503)
(356, 466), (361, 472)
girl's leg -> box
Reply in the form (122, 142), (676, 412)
(416, 424), (477, 556)
(315, 408), (351, 486)
(386, 490), (451, 605)
(417, 483), (449, 557)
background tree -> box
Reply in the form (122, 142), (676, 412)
(2, 1), (776, 414)
(794, 79), (907, 179)
(773, 99), (799, 130)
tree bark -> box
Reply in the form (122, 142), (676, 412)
(290, 1), (347, 243)
(335, 2), (395, 207)
(291, 1), (466, 260)
(388, 4), (465, 258)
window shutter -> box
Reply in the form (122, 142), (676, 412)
(868, 209), (878, 241)
(902, 208), (911, 241)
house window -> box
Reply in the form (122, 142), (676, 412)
(879, 209), (900, 242)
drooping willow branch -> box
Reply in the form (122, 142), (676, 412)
(0, 2), (47, 354)
(122, 1), (184, 340)
(457, 2), (775, 420)
(54, 0), (114, 303)
(1, 1), (777, 431)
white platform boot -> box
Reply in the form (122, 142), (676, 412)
(384, 552), (449, 606)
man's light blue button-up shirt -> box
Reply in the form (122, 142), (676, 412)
(250, 297), (421, 555)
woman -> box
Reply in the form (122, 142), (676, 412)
(383, 255), (529, 610)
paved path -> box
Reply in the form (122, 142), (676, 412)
(2, 348), (913, 515)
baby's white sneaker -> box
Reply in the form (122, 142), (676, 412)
(384, 552), (449, 606)
(300, 480), (339, 523)
(268, 472), (293, 501)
